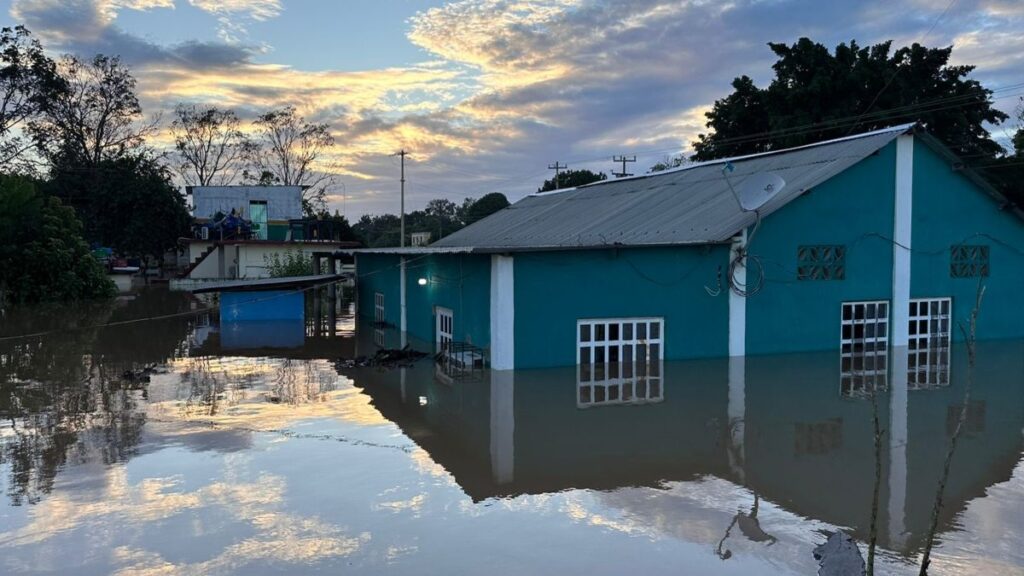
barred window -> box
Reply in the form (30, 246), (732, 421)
(840, 301), (889, 397)
(908, 298), (951, 389)
(798, 245), (846, 280)
(577, 318), (664, 408)
(950, 245), (989, 278)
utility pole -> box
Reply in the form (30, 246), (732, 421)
(612, 155), (637, 178)
(393, 149), (408, 246)
(547, 161), (567, 189)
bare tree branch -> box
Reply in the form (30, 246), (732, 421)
(31, 54), (154, 168)
(170, 104), (248, 186)
(246, 106), (336, 214)
(0, 26), (63, 174)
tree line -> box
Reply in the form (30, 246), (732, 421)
(4, 28), (1022, 303)
(354, 193), (510, 248)
(0, 26), (343, 305)
(649, 38), (1024, 206)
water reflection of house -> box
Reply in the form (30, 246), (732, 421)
(179, 185), (359, 280)
(347, 125), (1024, 370)
(343, 324), (1024, 558)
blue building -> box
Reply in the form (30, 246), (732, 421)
(349, 124), (1024, 376)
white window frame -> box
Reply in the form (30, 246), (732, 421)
(840, 301), (890, 397)
(908, 297), (952, 389)
(576, 317), (664, 408)
(373, 292), (386, 348)
(436, 306), (453, 354)
(374, 292), (385, 324)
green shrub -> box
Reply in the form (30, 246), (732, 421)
(264, 250), (313, 277)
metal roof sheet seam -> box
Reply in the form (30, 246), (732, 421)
(431, 124), (915, 250)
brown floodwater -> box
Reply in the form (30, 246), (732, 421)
(0, 287), (1022, 575)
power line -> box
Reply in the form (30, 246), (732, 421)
(846, 0), (961, 136)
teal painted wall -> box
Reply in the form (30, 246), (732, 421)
(355, 253), (402, 328)
(513, 246), (730, 369)
(910, 139), (1024, 341)
(405, 254), (491, 351)
(356, 252), (491, 353)
(745, 142), (898, 355)
(356, 136), (1024, 367)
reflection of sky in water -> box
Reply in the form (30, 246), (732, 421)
(0, 290), (1022, 575)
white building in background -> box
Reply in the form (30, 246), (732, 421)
(410, 232), (432, 247)
(178, 185), (359, 282)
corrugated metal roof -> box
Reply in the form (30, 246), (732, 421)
(432, 124), (914, 250)
(339, 246), (477, 255)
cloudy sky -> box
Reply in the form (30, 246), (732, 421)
(2, 0), (1022, 218)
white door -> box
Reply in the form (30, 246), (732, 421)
(436, 307), (453, 354)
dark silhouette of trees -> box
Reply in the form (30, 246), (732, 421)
(691, 38), (1008, 162)
(0, 175), (114, 305)
(0, 26), (63, 173)
(170, 104), (249, 186)
(246, 106), (335, 215)
(45, 155), (192, 265)
(463, 192), (509, 224)
(31, 54), (156, 167)
(538, 169), (606, 192)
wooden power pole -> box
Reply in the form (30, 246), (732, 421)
(393, 149), (408, 246)
(547, 161), (567, 189)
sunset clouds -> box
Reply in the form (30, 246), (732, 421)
(3, 0), (1023, 216)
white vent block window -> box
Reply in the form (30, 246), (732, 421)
(373, 292), (385, 348)
(840, 301), (889, 396)
(577, 318), (664, 408)
(909, 298), (951, 389)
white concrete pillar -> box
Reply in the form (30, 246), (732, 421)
(891, 134), (914, 347)
(729, 230), (747, 357)
(887, 133), (914, 551)
(490, 370), (515, 484)
(490, 255), (515, 370)
(727, 356), (747, 484)
(888, 353), (909, 550)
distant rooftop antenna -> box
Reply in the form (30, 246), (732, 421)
(721, 162), (786, 212)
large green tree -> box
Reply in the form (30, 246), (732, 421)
(0, 175), (114, 305)
(538, 169), (606, 192)
(692, 38), (1008, 162)
(463, 192), (510, 225)
(45, 155), (192, 264)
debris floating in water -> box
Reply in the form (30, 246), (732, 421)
(812, 531), (865, 576)
(336, 347), (428, 370)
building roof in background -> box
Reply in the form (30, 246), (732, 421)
(185, 185), (306, 195)
(430, 124), (916, 251)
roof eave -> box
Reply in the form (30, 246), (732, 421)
(914, 131), (1024, 222)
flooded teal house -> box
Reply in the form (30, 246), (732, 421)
(350, 124), (1024, 375)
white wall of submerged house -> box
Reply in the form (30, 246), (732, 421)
(184, 240), (348, 280)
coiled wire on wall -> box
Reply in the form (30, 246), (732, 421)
(727, 210), (766, 298)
